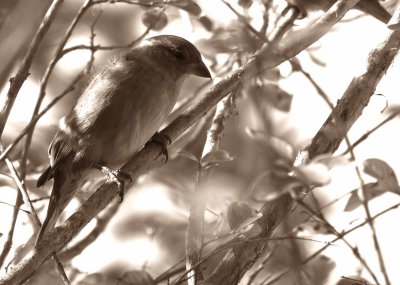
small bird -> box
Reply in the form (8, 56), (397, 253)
(36, 35), (211, 243)
(288, 0), (391, 23)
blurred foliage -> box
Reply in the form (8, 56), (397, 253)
(2, 0), (400, 285)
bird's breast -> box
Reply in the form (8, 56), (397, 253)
(68, 58), (181, 168)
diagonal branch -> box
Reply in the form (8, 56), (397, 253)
(0, 0), (371, 284)
(0, 0), (64, 138)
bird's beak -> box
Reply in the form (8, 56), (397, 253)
(187, 60), (211, 78)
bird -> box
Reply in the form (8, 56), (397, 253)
(287, 0), (391, 23)
(35, 35), (211, 243)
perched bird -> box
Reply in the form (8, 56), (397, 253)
(36, 35), (211, 243)
(288, 0), (391, 23)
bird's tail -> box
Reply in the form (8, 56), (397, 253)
(35, 169), (81, 245)
(356, 1), (391, 23)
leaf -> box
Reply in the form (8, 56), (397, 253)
(176, 149), (199, 163)
(344, 158), (400, 212)
(239, 221), (262, 238)
(311, 256), (336, 285)
(141, 8), (168, 31)
(238, 0), (253, 8)
(295, 163), (331, 186)
(244, 128), (269, 142)
(253, 84), (293, 112)
(201, 149), (234, 169)
(363, 158), (399, 193)
(198, 15), (213, 31)
(77, 273), (110, 285)
(196, 23), (261, 58)
(227, 202), (258, 230)
(170, 0), (202, 16)
(263, 68), (281, 81)
(344, 183), (385, 212)
(248, 169), (301, 202)
(195, 35), (236, 59)
(335, 276), (370, 285)
(308, 52), (327, 67)
(269, 136), (296, 162)
(117, 270), (155, 285)
(227, 202), (262, 238)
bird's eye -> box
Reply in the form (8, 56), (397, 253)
(173, 50), (186, 60)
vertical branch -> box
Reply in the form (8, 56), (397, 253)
(0, 3), (160, 164)
(0, 0), (64, 137)
(352, 156), (391, 284)
(185, 94), (236, 284)
(0, 0), (378, 283)
(206, 1), (377, 284)
(0, 194), (22, 268)
(1, 12), (102, 284)
(20, 0), (94, 175)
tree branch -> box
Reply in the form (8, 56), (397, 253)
(207, 0), (400, 284)
(0, 0), (371, 284)
(0, 0), (64, 137)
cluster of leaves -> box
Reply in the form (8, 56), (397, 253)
(139, 0), (212, 31)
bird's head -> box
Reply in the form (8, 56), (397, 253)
(127, 35), (211, 79)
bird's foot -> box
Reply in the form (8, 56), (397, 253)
(148, 132), (171, 163)
(95, 164), (132, 202)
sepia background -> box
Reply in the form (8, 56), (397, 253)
(1, 0), (400, 284)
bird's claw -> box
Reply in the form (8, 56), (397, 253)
(95, 164), (132, 202)
(148, 132), (171, 163)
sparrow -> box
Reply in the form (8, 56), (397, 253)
(36, 35), (211, 243)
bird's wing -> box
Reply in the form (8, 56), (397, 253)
(37, 130), (74, 187)
(48, 130), (74, 167)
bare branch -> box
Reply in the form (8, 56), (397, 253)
(185, 94), (236, 284)
(0, 0), (64, 137)
(0, 0), (377, 283)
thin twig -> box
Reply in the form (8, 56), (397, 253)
(0, 8), (157, 164)
(269, 202), (400, 285)
(290, 49), (383, 282)
(20, 0), (94, 171)
(0, 1), (373, 284)
(295, 198), (380, 284)
(1, 148), (72, 284)
(0, 194), (23, 268)
(220, 0), (266, 41)
(177, 235), (333, 285)
(350, 151), (391, 284)
(0, 0), (64, 137)
(268, 5), (300, 41)
(208, 0), (396, 283)
(292, 28), (394, 285)
(0, 71), (85, 163)
(259, 0), (272, 36)
(185, 93), (236, 284)
(1, 5), (100, 283)
(341, 111), (400, 155)
(60, 28), (150, 56)
(246, 248), (276, 285)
